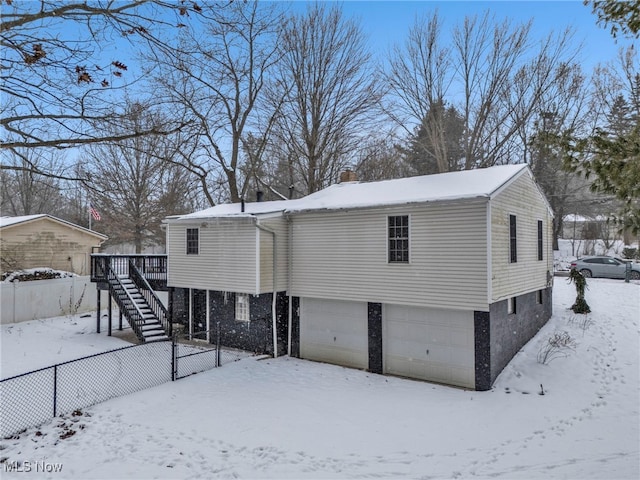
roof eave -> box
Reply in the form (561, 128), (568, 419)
(285, 195), (491, 216)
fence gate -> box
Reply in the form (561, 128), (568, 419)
(172, 329), (220, 380)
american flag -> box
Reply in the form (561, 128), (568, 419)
(90, 204), (101, 221)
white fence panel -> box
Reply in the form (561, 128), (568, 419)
(0, 277), (106, 324)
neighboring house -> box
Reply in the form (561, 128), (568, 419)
(164, 164), (554, 390)
(0, 215), (107, 276)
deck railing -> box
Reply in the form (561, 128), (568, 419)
(91, 254), (167, 289)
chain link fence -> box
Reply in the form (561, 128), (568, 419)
(1, 325), (251, 438)
(173, 327), (251, 380)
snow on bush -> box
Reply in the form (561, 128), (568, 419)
(1, 268), (77, 282)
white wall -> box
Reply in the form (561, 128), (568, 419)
(490, 172), (554, 302)
(166, 219), (258, 293)
(291, 201), (490, 311)
(0, 276), (108, 324)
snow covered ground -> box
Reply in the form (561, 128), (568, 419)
(1, 314), (130, 379)
(1, 278), (638, 479)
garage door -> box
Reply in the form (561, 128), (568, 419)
(384, 305), (475, 389)
(300, 298), (368, 370)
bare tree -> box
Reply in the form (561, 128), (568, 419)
(0, 149), (66, 215)
(453, 13), (578, 168)
(566, 46), (640, 234)
(1, 0), (200, 177)
(268, 3), (383, 195)
(353, 134), (408, 182)
(83, 101), (196, 252)
(149, 0), (285, 205)
(387, 11), (578, 171)
(524, 62), (597, 249)
(383, 12), (454, 173)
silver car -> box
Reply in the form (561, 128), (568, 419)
(571, 256), (640, 280)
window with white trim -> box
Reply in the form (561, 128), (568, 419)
(388, 215), (409, 263)
(235, 293), (250, 322)
(537, 220), (544, 261)
(186, 228), (199, 255)
(509, 215), (517, 263)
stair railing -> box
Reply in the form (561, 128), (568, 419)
(104, 261), (147, 342)
(128, 259), (172, 337)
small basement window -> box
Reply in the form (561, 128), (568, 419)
(536, 290), (543, 305)
(388, 215), (409, 263)
(508, 297), (517, 314)
(235, 293), (250, 322)
(186, 228), (199, 255)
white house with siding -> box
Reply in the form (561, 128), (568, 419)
(163, 164), (554, 390)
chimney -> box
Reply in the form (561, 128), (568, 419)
(256, 190), (264, 202)
(339, 169), (357, 183)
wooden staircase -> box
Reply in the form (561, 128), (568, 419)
(103, 260), (171, 343)
(119, 277), (169, 342)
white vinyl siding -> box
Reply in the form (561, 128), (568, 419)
(167, 220), (258, 293)
(491, 172), (553, 302)
(291, 201), (489, 311)
(258, 216), (289, 293)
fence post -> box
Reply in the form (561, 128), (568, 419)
(216, 321), (221, 367)
(96, 286), (101, 334)
(53, 365), (58, 417)
(171, 332), (177, 381)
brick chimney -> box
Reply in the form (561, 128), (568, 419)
(339, 169), (357, 183)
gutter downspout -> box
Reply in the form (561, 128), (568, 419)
(286, 214), (293, 357)
(256, 221), (278, 358)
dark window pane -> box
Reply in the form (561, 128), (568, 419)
(388, 215), (409, 263)
(509, 215), (517, 263)
(186, 228), (199, 255)
(537, 220), (543, 261)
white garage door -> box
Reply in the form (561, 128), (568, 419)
(300, 298), (368, 370)
(384, 305), (475, 389)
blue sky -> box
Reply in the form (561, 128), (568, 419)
(289, 1), (635, 71)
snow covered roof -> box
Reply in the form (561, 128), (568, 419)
(563, 214), (608, 223)
(0, 214), (108, 239)
(173, 200), (291, 221)
(0, 214), (47, 228)
(170, 164), (531, 221)
(289, 163), (529, 213)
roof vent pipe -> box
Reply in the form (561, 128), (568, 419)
(256, 190), (264, 202)
(241, 198), (245, 212)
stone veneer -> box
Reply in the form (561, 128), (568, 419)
(475, 286), (553, 390)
